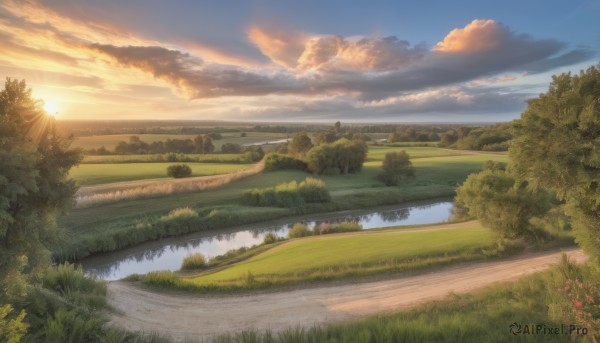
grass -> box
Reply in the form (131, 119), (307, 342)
(56, 151), (509, 259)
(366, 145), (469, 161)
(141, 223), (499, 291)
(73, 132), (289, 151)
(70, 162), (254, 185)
(208, 260), (588, 343)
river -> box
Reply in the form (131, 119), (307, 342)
(82, 198), (454, 280)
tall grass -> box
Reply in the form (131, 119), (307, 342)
(76, 162), (264, 208)
(242, 177), (330, 208)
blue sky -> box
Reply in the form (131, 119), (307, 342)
(1, 0), (598, 122)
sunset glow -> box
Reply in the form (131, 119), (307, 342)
(43, 101), (59, 116)
(0, 1), (597, 122)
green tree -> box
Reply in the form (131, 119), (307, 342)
(314, 131), (337, 145)
(0, 78), (81, 308)
(454, 166), (551, 238)
(306, 138), (367, 175)
(510, 64), (600, 260)
(166, 164), (192, 178)
(377, 151), (415, 186)
(202, 135), (214, 153)
(288, 132), (313, 155)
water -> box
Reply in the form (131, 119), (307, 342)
(81, 198), (454, 280)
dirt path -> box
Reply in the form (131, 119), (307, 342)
(107, 248), (586, 342)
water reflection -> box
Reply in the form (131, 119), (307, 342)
(82, 199), (453, 280)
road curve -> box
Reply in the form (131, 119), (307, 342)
(107, 248), (586, 342)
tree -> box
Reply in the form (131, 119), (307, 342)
(166, 164), (192, 178)
(314, 131), (337, 145)
(454, 166), (551, 238)
(510, 64), (600, 260)
(202, 135), (214, 153)
(288, 132), (313, 155)
(0, 79), (81, 304)
(220, 142), (242, 153)
(306, 138), (367, 175)
(377, 151), (415, 186)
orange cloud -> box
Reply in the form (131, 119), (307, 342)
(434, 19), (508, 53)
(247, 25), (307, 68)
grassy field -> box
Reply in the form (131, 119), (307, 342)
(366, 145), (467, 161)
(176, 223), (495, 288)
(73, 132), (290, 151)
(56, 148), (508, 260)
(70, 163), (254, 185)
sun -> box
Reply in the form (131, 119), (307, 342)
(43, 101), (59, 116)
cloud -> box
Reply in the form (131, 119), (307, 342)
(434, 19), (510, 53)
(247, 25), (307, 68)
(89, 43), (305, 98)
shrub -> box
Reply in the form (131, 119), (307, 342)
(166, 163), (192, 178)
(263, 232), (278, 244)
(264, 153), (307, 172)
(288, 223), (311, 238)
(181, 253), (207, 270)
(298, 177), (331, 203)
(377, 150), (415, 186)
(316, 221), (362, 235)
(242, 178), (330, 208)
(306, 138), (367, 175)
(159, 207), (198, 222)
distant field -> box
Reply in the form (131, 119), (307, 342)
(70, 163), (254, 185)
(366, 145), (467, 161)
(73, 132), (290, 151)
(184, 223), (493, 286)
(81, 153), (250, 164)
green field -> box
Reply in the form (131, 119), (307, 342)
(70, 162), (254, 185)
(73, 132), (290, 151)
(183, 223), (493, 287)
(366, 145), (466, 161)
(56, 148), (508, 260)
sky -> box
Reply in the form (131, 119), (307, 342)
(1, 0), (599, 123)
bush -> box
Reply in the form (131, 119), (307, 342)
(288, 223), (312, 238)
(264, 153), (307, 172)
(315, 221), (362, 235)
(181, 253), (207, 270)
(166, 164), (192, 178)
(377, 150), (415, 186)
(298, 177), (331, 203)
(306, 138), (367, 175)
(242, 178), (330, 208)
(263, 232), (278, 244)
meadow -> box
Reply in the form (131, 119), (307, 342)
(143, 222), (499, 291)
(70, 162), (254, 185)
(55, 146), (508, 260)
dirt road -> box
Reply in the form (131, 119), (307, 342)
(107, 248), (586, 341)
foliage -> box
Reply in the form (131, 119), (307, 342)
(455, 166), (552, 238)
(306, 138), (367, 175)
(0, 79), (81, 305)
(242, 178), (330, 208)
(181, 253), (207, 270)
(220, 142), (242, 153)
(112, 134), (216, 154)
(439, 123), (512, 151)
(315, 222), (362, 235)
(288, 223), (311, 238)
(263, 232), (278, 244)
(263, 153), (307, 172)
(288, 132), (313, 155)
(377, 150), (415, 186)
(510, 64), (600, 261)
(166, 163), (192, 178)
(0, 304), (27, 343)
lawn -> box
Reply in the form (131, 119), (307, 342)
(70, 162), (254, 185)
(366, 145), (467, 161)
(81, 153), (251, 164)
(157, 223), (495, 289)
